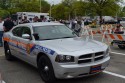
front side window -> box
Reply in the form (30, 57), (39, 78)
(33, 25), (77, 40)
(12, 27), (22, 37)
(22, 27), (31, 36)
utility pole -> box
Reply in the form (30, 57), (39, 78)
(50, 0), (54, 17)
(50, 4), (51, 17)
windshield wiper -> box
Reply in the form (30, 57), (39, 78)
(40, 36), (76, 40)
(41, 38), (62, 40)
(60, 36), (76, 39)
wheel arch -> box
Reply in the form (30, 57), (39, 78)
(37, 52), (50, 66)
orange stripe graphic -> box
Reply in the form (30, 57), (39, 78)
(117, 35), (124, 40)
(3, 37), (10, 41)
(109, 34), (115, 39)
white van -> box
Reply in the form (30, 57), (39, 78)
(17, 12), (50, 24)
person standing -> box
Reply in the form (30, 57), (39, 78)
(74, 21), (81, 36)
(0, 18), (4, 46)
(3, 16), (14, 32)
(22, 16), (29, 23)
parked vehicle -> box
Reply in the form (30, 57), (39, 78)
(14, 12), (50, 24)
(3, 22), (110, 82)
(94, 16), (117, 24)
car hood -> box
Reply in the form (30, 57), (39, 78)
(38, 37), (105, 52)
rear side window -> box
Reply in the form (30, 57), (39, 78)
(12, 27), (22, 37)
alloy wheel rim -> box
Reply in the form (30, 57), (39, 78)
(39, 59), (50, 79)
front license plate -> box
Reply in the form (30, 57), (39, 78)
(90, 65), (102, 74)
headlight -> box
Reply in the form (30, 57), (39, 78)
(55, 55), (74, 63)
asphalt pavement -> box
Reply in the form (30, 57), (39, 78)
(0, 35), (125, 83)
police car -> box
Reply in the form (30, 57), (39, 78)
(3, 22), (110, 82)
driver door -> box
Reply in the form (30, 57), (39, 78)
(17, 26), (34, 64)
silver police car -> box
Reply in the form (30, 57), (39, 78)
(3, 22), (110, 82)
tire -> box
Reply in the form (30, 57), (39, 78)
(4, 42), (14, 61)
(118, 45), (125, 49)
(37, 55), (56, 83)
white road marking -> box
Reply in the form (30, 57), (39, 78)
(103, 71), (125, 79)
(110, 51), (125, 56)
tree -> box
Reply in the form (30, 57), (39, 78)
(118, 6), (125, 17)
(40, 0), (50, 13)
(0, 0), (11, 9)
(16, 1), (40, 12)
(87, 0), (123, 20)
(62, 0), (76, 19)
(51, 4), (66, 20)
(0, 0), (50, 17)
(72, 1), (87, 17)
(0, 9), (10, 18)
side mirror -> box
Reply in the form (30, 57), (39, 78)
(22, 34), (30, 39)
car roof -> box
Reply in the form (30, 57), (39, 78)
(17, 22), (64, 27)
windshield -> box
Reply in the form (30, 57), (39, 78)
(33, 25), (77, 40)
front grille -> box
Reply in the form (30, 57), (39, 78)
(95, 56), (103, 61)
(78, 59), (91, 64)
(79, 54), (92, 59)
(95, 52), (103, 56)
(78, 52), (104, 64)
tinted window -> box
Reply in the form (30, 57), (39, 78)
(33, 25), (77, 40)
(12, 26), (31, 38)
(22, 27), (31, 36)
(12, 27), (22, 37)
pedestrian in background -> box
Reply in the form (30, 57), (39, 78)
(22, 16), (29, 23)
(18, 17), (23, 24)
(0, 18), (4, 46)
(3, 16), (14, 32)
(71, 20), (76, 30)
(33, 16), (39, 22)
(74, 20), (81, 36)
(29, 18), (33, 23)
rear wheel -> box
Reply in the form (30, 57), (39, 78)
(4, 42), (14, 61)
(37, 55), (56, 83)
(118, 45), (125, 49)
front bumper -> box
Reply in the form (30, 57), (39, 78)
(54, 56), (110, 79)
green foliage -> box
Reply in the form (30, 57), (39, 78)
(51, 4), (66, 20)
(16, 1), (40, 12)
(72, 1), (87, 16)
(87, 0), (123, 19)
(0, 9), (10, 18)
(119, 6), (125, 17)
(40, 0), (50, 12)
(0, 0), (124, 20)
(0, 0), (11, 9)
(0, 0), (50, 18)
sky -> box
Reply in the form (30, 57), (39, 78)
(45, 0), (62, 4)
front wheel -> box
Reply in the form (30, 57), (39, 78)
(118, 45), (125, 49)
(4, 42), (14, 61)
(37, 55), (56, 83)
